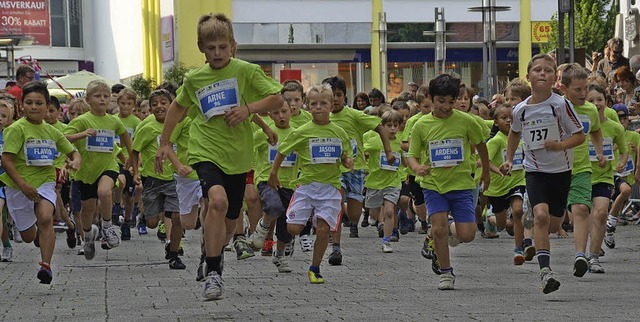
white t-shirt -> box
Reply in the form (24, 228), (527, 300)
(511, 92), (583, 173)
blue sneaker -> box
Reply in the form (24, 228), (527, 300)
(390, 228), (400, 242)
(137, 219), (148, 235)
(37, 262), (52, 284)
(398, 210), (410, 235)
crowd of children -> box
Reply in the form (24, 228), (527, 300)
(1, 13), (639, 300)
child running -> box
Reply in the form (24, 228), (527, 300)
(0, 81), (81, 283)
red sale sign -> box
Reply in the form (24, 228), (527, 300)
(0, 1), (51, 46)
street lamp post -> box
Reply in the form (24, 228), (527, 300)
(378, 12), (388, 96)
(424, 8), (456, 76)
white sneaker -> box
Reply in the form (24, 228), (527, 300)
(84, 224), (99, 260)
(300, 234), (313, 252)
(540, 267), (560, 294)
(1, 247), (13, 262)
(102, 225), (121, 249)
(248, 220), (269, 250)
(368, 216), (377, 226)
(272, 256), (293, 273)
(438, 271), (455, 290)
(381, 241), (393, 253)
(12, 225), (22, 243)
(202, 271), (224, 301)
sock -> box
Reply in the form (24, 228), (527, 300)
(259, 219), (270, 229)
(537, 249), (551, 269)
(275, 249), (284, 257)
(439, 266), (453, 274)
(309, 265), (320, 274)
(575, 252), (586, 258)
(589, 253), (599, 260)
(168, 251), (179, 259)
(206, 256), (222, 275)
(382, 236), (390, 243)
(2, 239), (11, 248)
(332, 243), (341, 252)
(102, 219), (112, 229)
(607, 214), (618, 228)
(522, 238), (532, 248)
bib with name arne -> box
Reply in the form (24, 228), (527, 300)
(521, 117), (560, 151)
(25, 139), (56, 166)
(86, 129), (115, 153)
(429, 139), (464, 168)
(196, 78), (240, 121)
(269, 143), (297, 167)
(309, 138), (342, 164)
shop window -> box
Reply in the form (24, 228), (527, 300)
(51, 0), (83, 48)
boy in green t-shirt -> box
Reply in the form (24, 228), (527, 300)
(131, 89), (185, 270)
(269, 85), (353, 284)
(1, 81), (80, 284)
(0, 99), (15, 260)
(407, 74), (490, 291)
(363, 110), (405, 253)
(64, 80), (133, 260)
(113, 88), (141, 240)
(155, 13), (283, 301)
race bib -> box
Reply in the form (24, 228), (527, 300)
(429, 139), (464, 168)
(503, 146), (524, 171)
(25, 139), (56, 166)
(86, 129), (115, 153)
(617, 157), (635, 177)
(0, 142), (3, 166)
(268, 143), (297, 167)
(350, 138), (357, 157)
(521, 117), (560, 151)
(589, 138), (614, 161)
(578, 114), (590, 134)
(309, 138), (342, 164)
(115, 127), (134, 145)
(196, 78), (240, 121)
(379, 151), (401, 171)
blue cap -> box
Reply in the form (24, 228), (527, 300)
(612, 103), (629, 117)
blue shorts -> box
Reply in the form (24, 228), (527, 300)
(340, 170), (365, 203)
(423, 189), (475, 223)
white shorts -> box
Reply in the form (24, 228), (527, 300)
(286, 182), (342, 231)
(175, 175), (202, 215)
(5, 182), (57, 232)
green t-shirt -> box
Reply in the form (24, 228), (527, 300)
(64, 112), (127, 184)
(623, 130), (640, 184)
(604, 107), (621, 124)
(402, 112), (428, 177)
(254, 125), (298, 189)
(290, 109), (312, 129)
(572, 101), (601, 175)
(0, 118), (75, 189)
(133, 118), (175, 181)
(278, 121), (350, 189)
(51, 121), (68, 168)
(590, 118), (627, 185)
(116, 114), (141, 157)
(363, 133), (403, 189)
(330, 106), (382, 170)
(484, 131), (525, 197)
(175, 58), (283, 175)
(169, 116), (198, 180)
(408, 110), (485, 193)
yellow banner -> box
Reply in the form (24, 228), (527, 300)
(532, 21), (551, 43)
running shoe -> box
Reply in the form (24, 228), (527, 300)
(196, 255), (206, 282)
(377, 223), (385, 238)
(390, 228), (399, 242)
(37, 262), (53, 284)
(604, 224), (616, 249)
(381, 241), (393, 253)
(308, 270), (325, 284)
(573, 255), (589, 278)
(157, 221), (166, 241)
(169, 256), (186, 270)
(431, 249), (441, 275)
(1, 247), (12, 262)
(202, 271), (224, 301)
(261, 239), (274, 257)
(233, 236), (255, 260)
(588, 257), (605, 274)
(111, 204), (121, 226)
(101, 225), (121, 250)
(421, 236), (434, 260)
(137, 218), (148, 235)
(66, 221), (77, 248)
(272, 256), (293, 273)
(299, 234), (313, 252)
(328, 249), (342, 266)
(284, 238), (295, 257)
(438, 271), (455, 290)
(121, 223), (131, 241)
(84, 225), (99, 260)
(513, 249), (525, 265)
(349, 224), (359, 238)
(361, 213), (370, 227)
(540, 267), (560, 294)
(248, 219), (269, 250)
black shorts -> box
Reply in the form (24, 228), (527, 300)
(611, 176), (630, 200)
(592, 182), (613, 199)
(407, 175), (425, 206)
(400, 181), (411, 197)
(119, 164), (135, 196)
(487, 185), (526, 213)
(193, 161), (247, 220)
(79, 171), (119, 201)
(525, 171), (571, 218)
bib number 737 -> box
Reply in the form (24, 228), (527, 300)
(529, 128), (549, 142)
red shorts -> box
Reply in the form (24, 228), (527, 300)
(246, 170), (255, 185)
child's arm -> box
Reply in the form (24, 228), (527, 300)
(167, 148), (193, 177)
(543, 130), (585, 151)
(252, 115), (277, 145)
(617, 151), (630, 173)
(475, 142), (491, 191)
(500, 129), (521, 175)
(406, 156), (430, 176)
(157, 100), (187, 170)
(374, 124), (396, 165)
(130, 150), (142, 185)
(65, 151), (82, 171)
(341, 151), (354, 171)
(1, 153), (38, 201)
(119, 131), (133, 162)
(66, 129), (96, 143)
(268, 152), (284, 189)
(225, 94), (284, 127)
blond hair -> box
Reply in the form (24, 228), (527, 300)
(307, 84), (333, 101)
(68, 98), (90, 114)
(86, 80), (110, 98)
(198, 13), (236, 44)
(117, 87), (137, 103)
(381, 109), (404, 125)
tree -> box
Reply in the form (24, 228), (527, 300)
(130, 76), (155, 100)
(163, 62), (192, 87)
(541, 0), (618, 56)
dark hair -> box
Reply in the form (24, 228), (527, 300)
(428, 74), (461, 99)
(476, 97), (490, 106)
(458, 84), (475, 100)
(155, 82), (178, 98)
(368, 88), (386, 103)
(281, 80), (305, 97)
(396, 91), (415, 103)
(391, 100), (409, 111)
(22, 81), (50, 104)
(588, 83), (607, 98)
(50, 96), (61, 109)
(492, 103), (512, 120)
(148, 89), (173, 105)
(15, 65), (34, 79)
(352, 92), (370, 110)
(111, 83), (126, 94)
(322, 76), (348, 104)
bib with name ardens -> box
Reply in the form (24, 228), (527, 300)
(25, 139), (56, 166)
(588, 137), (614, 161)
(269, 143), (297, 167)
(86, 129), (115, 153)
(503, 146), (524, 170)
(196, 78), (240, 121)
(429, 139), (464, 168)
(309, 138), (342, 164)
(521, 117), (560, 151)
(379, 151), (401, 171)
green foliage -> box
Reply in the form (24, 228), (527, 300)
(130, 76), (155, 100)
(163, 62), (191, 87)
(388, 23), (434, 42)
(541, 0), (618, 55)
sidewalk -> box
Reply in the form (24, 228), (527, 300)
(1, 222), (639, 321)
